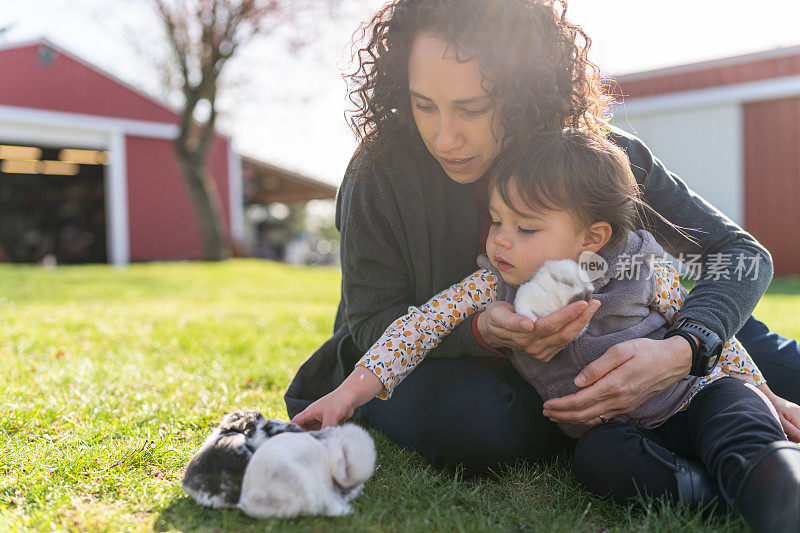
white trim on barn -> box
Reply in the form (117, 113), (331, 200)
(0, 116), (108, 149)
(227, 145), (244, 242)
(0, 104), (179, 140)
(107, 130), (129, 266)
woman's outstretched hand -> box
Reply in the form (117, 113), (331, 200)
(476, 299), (601, 362)
(541, 336), (693, 426)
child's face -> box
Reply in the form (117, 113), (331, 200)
(487, 186), (589, 286)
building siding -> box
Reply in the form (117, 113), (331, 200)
(744, 96), (800, 275)
(126, 135), (231, 261)
(612, 104), (744, 226)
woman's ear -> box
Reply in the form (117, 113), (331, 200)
(582, 222), (612, 253)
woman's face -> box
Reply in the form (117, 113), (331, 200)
(408, 32), (503, 184)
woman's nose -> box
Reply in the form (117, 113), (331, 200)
(435, 114), (463, 154)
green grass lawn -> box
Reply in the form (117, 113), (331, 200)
(1, 260), (798, 532)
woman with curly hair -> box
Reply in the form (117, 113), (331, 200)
(286, 0), (800, 519)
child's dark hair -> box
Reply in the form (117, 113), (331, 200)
(490, 129), (688, 249)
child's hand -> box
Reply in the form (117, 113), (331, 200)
(770, 394), (800, 443)
(478, 299), (600, 363)
(759, 384), (800, 442)
(291, 366), (384, 431)
(292, 389), (355, 431)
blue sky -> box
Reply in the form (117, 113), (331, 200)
(3, 0), (800, 185)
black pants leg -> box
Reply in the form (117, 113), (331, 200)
(361, 357), (573, 474)
(736, 315), (800, 404)
(573, 377), (785, 505)
(683, 378), (785, 497)
(572, 421), (685, 504)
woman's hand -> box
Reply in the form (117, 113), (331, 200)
(541, 336), (693, 425)
(476, 299), (601, 362)
(291, 366), (383, 431)
(758, 384), (800, 442)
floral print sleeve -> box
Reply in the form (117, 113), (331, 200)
(356, 268), (499, 399)
(650, 261), (765, 387)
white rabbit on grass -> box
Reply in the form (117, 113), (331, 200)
(238, 423), (376, 518)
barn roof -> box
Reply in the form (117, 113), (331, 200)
(242, 156), (337, 205)
(0, 37), (180, 124)
(613, 45), (800, 99)
(0, 37), (338, 200)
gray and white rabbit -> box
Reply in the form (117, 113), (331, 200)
(182, 409), (302, 509)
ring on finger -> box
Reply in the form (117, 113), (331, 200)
(599, 414), (608, 424)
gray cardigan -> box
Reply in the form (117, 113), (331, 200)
(284, 126), (773, 418)
(482, 230), (701, 439)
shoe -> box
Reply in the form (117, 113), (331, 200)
(720, 441), (800, 532)
(640, 438), (723, 510)
(674, 455), (724, 512)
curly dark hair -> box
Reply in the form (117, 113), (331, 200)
(346, 0), (611, 161)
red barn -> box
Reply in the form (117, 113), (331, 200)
(612, 45), (800, 275)
(0, 38), (243, 265)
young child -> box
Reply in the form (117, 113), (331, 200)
(293, 129), (800, 528)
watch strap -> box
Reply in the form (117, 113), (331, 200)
(665, 318), (723, 376)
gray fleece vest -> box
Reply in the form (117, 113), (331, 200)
(479, 229), (701, 439)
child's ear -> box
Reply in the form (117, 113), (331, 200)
(582, 222), (612, 253)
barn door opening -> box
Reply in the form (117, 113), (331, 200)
(0, 142), (108, 264)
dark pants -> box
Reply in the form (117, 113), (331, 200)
(737, 316), (800, 404)
(360, 315), (799, 477)
(572, 377), (786, 504)
(362, 356), (574, 474)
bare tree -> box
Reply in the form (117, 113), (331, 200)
(152, 0), (324, 260)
